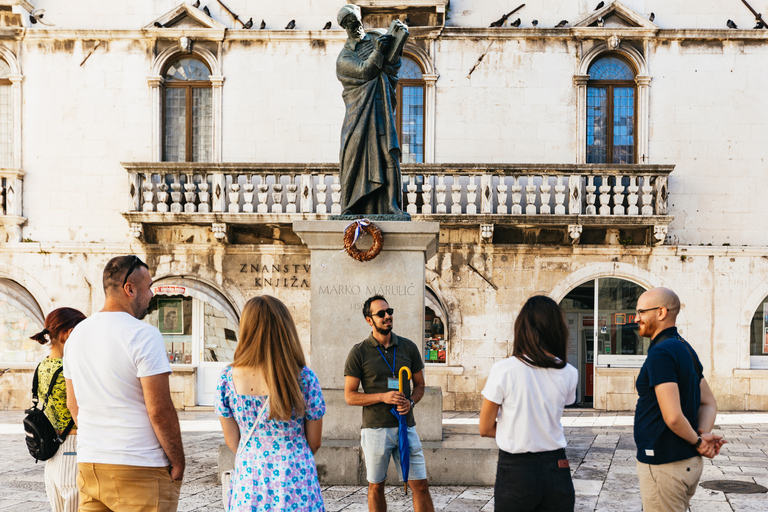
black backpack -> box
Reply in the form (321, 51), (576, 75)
(23, 364), (74, 462)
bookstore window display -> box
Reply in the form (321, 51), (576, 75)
(749, 296), (768, 367)
(424, 289), (447, 364)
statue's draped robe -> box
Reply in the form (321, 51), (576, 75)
(336, 32), (403, 215)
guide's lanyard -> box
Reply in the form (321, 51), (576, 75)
(377, 346), (396, 377)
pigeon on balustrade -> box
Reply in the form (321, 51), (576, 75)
(531, 19), (539, 27)
(555, 20), (569, 28)
(285, 19), (296, 29)
(649, 12), (655, 22)
(323, 21), (332, 29)
(510, 18), (521, 27)
(727, 19), (738, 29)
(595, 1), (604, 10)
(202, 5), (211, 17)
(260, 19), (266, 29)
(243, 17), (253, 29)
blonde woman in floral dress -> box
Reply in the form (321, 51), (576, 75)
(216, 295), (325, 511)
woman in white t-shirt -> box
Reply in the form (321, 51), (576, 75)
(479, 295), (579, 512)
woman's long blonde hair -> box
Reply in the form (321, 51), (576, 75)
(232, 295), (306, 421)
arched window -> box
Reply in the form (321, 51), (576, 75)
(587, 55), (636, 164)
(0, 59), (13, 167)
(559, 277), (648, 404)
(163, 58), (213, 162)
(397, 57), (425, 164)
(750, 296), (768, 366)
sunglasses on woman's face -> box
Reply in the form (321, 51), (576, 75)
(370, 308), (394, 318)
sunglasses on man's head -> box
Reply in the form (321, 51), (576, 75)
(370, 308), (394, 318)
(122, 255), (145, 287)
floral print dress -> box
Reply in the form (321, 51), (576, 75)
(216, 366), (326, 512)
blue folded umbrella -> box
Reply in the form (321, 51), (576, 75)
(390, 406), (410, 493)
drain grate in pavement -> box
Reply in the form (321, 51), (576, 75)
(699, 480), (768, 494)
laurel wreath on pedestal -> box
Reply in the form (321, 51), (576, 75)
(343, 220), (384, 262)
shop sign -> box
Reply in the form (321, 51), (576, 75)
(225, 257), (311, 289)
(153, 286), (186, 295)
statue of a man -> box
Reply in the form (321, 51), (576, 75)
(336, 5), (408, 216)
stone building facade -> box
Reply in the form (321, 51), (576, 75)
(1, 0), (767, 411)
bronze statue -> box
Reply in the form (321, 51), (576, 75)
(336, 5), (409, 216)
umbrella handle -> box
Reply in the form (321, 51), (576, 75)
(398, 366), (412, 394)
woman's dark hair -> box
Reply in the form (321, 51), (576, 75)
(512, 295), (567, 369)
(30, 307), (87, 345)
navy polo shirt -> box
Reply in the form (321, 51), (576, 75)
(634, 327), (703, 465)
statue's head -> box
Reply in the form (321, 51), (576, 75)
(338, 4), (365, 41)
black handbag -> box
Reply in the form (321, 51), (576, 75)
(23, 364), (74, 462)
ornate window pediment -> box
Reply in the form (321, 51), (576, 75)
(143, 3), (227, 30)
(575, 1), (657, 29)
(349, 0), (449, 28)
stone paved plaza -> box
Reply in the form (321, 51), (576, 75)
(1, 410), (767, 511)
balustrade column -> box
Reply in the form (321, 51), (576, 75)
(451, 177), (463, 214)
(525, 175), (537, 215)
(170, 177), (183, 213)
(655, 176), (668, 215)
(436, 176), (447, 214)
(421, 176), (432, 214)
(497, 176), (508, 214)
(641, 175), (653, 215)
(272, 176), (284, 214)
(598, 176), (611, 216)
(316, 174), (328, 215)
(198, 178), (211, 213)
(627, 176), (639, 215)
(405, 176), (418, 215)
(330, 176), (342, 214)
(585, 176), (597, 215)
(612, 176), (625, 215)
(184, 175), (197, 213)
(228, 181), (241, 213)
(256, 176), (269, 213)
(554, 176), (566, 215)
(466, 176), (477, 215)
(511, 177), (523, 214)
(156, 181), (169, 213)
(142, 174), (155, 212)
(242, 177), (255, 213)
(540, 175), (552, 214)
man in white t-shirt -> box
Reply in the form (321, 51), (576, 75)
(64, 255), (185, 511)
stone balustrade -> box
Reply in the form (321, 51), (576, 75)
(122, 162), (673, 244)
(0, 168), (25, 242)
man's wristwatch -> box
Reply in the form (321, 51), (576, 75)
(693, 436), (703, 448)
(409, 399), (415, 409)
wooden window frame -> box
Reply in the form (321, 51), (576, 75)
(587, 56), (637, 165)
(395, 57), (426, 164)
(161, 58), (212, 163)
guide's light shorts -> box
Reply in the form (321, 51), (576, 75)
(361, 426), (428, 484)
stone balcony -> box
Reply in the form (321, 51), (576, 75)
(0, 168), (24, 242)
(122, 162), (674, 246)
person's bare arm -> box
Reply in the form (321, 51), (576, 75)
(65, 378), (78, 426)
(344, 375), (406, 408)
(305, 418), (323, 454)
(141, 373), (185, 480)
(479, 399), (500, 438)
(697, 378), (718, 433)
(219, 416), (240, 454)
(655, 382), (699, 445)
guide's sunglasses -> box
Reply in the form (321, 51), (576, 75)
(370, 308), (394, 318)
(122, 255), (146, 287)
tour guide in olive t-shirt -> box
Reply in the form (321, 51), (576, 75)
(344, 331), (424, 428)
(343, 294), (434, 510)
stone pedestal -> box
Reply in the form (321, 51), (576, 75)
(292, 220), (441, 440)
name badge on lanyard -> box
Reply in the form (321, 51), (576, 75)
(378, 346), (399, 390)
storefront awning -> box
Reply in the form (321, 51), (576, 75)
(0, 278), (44, 327)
